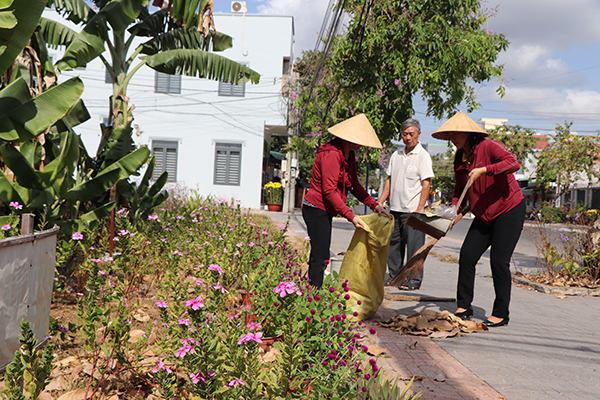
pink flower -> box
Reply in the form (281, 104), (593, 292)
(156, 301), (168, 308)
(226, 379), (245, 387)
(151, 360), (172, 374)
(178, 319), (190, 326)
(246, 322), (262, 330)
(9, 201), (22, 209)
(237, 331), (263, 345)
(208, 264), (224, 275)
(185, 295), (204, 310)
(1, 224), (10, 230)
(273, 281), (301, 297)
(72, 232), (83, 240)
(212, 283), (229, 294)
(175, 343), (194, 358)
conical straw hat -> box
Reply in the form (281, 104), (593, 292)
(431, 111), (488, 140)
(328, 114), (382, 149)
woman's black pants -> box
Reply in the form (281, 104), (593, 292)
(457, 199), (526, 318)
(302, 205), (333, 288)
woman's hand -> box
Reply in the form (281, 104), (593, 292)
(374, 203), (392, 219)
(468, 167), (487, 183)
(352, 216), (367, 230)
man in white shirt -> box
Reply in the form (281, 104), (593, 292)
(378, 118), (434, 289)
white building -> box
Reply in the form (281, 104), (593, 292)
(47, 10), (294, 209)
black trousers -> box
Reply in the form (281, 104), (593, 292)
(457, 198), (526, 318)
(302, 205), (334, 287)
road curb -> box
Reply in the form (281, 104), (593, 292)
(512, 275), (600, 296)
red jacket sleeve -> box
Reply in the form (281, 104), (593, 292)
(320, 150), (354, 221)
(484, 140), (521, 176)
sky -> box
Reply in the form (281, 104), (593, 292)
(214, 0), (600, 143)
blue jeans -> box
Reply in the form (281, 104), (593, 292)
(387, 211), (425, 286)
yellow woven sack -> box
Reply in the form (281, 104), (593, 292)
(337, 213), (394, 321)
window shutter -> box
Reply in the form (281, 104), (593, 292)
(214, 143), (242, 186)
(155, 72), (181, 94)
(152, 141), (178, 182)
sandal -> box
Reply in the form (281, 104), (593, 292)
(399, 282), (420, 291)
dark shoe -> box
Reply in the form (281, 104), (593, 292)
(454, 308), (473, 320)
(483, 317), (509, 327)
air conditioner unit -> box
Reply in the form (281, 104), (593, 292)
(231, 1), (247, 13)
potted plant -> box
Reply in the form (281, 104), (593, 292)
(264, 181), (284, 211)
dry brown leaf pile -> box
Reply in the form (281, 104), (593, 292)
(378, 309), (488, 338)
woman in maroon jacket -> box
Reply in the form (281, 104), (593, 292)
(432, 112), (525, 327)
(302, 114), (390, 287)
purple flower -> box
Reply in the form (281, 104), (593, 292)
(58, 325), (68, 333)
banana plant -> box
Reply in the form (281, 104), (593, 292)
(43, 0), (260, 179)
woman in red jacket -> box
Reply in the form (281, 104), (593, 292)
(302, 114), (390, 287)
(432, 112), (525, 327)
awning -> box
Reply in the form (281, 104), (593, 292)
(264, 125), (288, 136)
(270, 151), (286, 160)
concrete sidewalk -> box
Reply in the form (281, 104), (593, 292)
(262, 209), (600, 400)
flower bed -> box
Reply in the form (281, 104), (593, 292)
(5, 195), (419, 399)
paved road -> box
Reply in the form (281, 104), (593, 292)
(264, 209), (600, 400)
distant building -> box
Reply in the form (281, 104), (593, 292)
(46, 10), (294, 209)
(478, 117), (508, 130)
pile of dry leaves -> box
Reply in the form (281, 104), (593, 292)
(378, 309), (488, 339)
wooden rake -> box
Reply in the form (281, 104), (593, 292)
(388, 177), (472, 287)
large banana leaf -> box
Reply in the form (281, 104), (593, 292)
(143, 49), (260, 84)
(0, 170), (25, 205)
(0, 0), (46, 75)
(0, 8), (17, 30)
(55, 12), (108, 70)
(97, 126), (133, 171)
(0, 76), (84, 141)
(19, 140), (42, 168)
(46, 0), (95, 25)
(1, 143), (45, 191)
(64, 168), (121, 201)
(102, 0), (140, 33)
(139, 28), (232, 55)
(40, 17), (79, 49)
(128, 8), (167, 37)
(169, 0), (211, 29)
(80, 201), (115, 223)
(98, 146), (150, 180)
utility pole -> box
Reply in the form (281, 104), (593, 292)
(283, 72), (299, 213)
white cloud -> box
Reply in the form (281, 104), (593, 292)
(255, 0), (330, 58)
(488, 0), (600, 49)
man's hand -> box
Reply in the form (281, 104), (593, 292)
(352, 216), (367, 229)
(374, 204), (392, 219)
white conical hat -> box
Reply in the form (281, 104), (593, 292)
(327, 114), (382, 149)
(431, 111), (488, 140)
